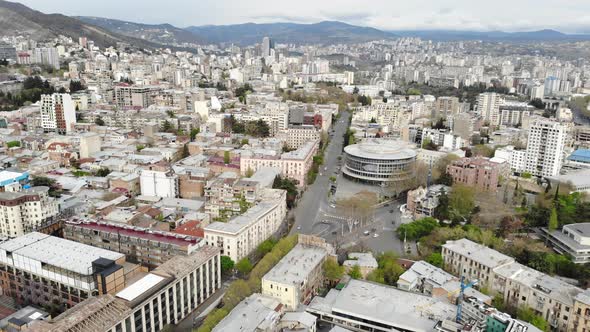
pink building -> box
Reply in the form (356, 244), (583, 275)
(446, 157), (508, 191)
(240, 139), (319, 187)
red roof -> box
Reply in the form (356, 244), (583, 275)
(68, 220), (202, 246)
(174, 220), (204, 238)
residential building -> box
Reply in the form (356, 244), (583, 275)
(64, 219), (204, 269)
(406, 185), (450, 218)
(40, 93), (76, 135)
(79, 133), (101, 159)
(342, 252), (378, 278)
(477, 93), (503, 126)
(113, 85), (155, 109)
(204, 189), (287, 262)
(446, 157), (508, 192)
(277, 125), (321, 150)
(140, 169), (179, 198)
(213, 294), (282, 332)
(261, 236), (332, 310)
(240, 140), (319, 187)
(33, 48), (59, 69)
(0, 186), (58, 238)
(524, 119), (568, 177)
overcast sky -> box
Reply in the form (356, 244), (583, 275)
(16, 0), (590, 33)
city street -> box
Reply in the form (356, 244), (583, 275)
(290, 110), (411, 255)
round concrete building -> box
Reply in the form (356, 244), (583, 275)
(343, 139), (417, 185)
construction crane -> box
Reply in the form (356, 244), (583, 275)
(456, 275), (478, 323)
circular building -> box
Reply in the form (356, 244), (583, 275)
(343, 139), (417, 185)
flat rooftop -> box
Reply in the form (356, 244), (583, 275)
(205, 200), (281, 235)
(263, 244), (327, 286)
(344, 139), (416, 160)
(116, 273), (167, 302)
(66, 220), (202, 247)
(443, 238), (514, 269)
(212, 294), (281, 332)
(308, 279), (456, 332)
(0, 232), (124, 276)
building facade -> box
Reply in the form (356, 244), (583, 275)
(40, 94), (77, 135)
(0, 186), (58, 238)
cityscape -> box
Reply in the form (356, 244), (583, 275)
(1, 0), (590, 331)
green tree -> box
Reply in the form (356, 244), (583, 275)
(161, 120), (173, 132)
(6, 141), (20, 148)
(348, 265), (362, 279)
(256, 239), (277, 256)
(548, 207), (559, 231)
(220, 256), (235, 275)
(166, 110), (175, 118)
(94, 168), (111, 177)
(449, 184), (476, 222)
(236, 258), (253, 275)
(323, 259), (344, 283)
(94, 116), (105, 126)
(517, 307), (549, 331)
(190, 128), (200, 141)
(426, 252), (443, 267)
(223, 151), (231, 164)
(396, 217), (439, 241)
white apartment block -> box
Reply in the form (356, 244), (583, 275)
(477, 93), (503, 126)
(40, 93), (76, 135)
(240, 140), (319, 187)
(140, 170), (179, 198)
(442, 239), (588, 331)
(262, 242), (328, 310)
(494, 146), (527, 173)
(525, 119), (568, 177)
(29, 246), (222, 332)
(204, 189), (287, 262)
(0, 186), (58, 238)
(277, 125), (321, 150)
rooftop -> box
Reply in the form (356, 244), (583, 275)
(308, 279), (456, 332)
(0, 232), (124, 276)
(443, 239), (514, 269)
(263, 244), (327, 286)
(116, 273), (167, 302)
(568, 149), (590, 164)
(212, 294), (281, 332)
(204, 199), (282, 235)
(344, 139), (416, 160)
(66, 220), (202, 246)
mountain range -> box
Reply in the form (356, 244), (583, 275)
(2, 0), (590, 49)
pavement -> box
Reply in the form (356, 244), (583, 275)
(290, 111), (413, 256)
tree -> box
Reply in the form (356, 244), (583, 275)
(426, 253), (443, 267)
(472, 144), (495, 157)
(348, 265), (362, 279)
(517, 307), (549, 331)
(223, 151), (231, 164)
(397, 217), (439, 241)
(220, 256), (235, 275)
(529, 98), (545, 109)
(94, 116), (105, 126)
(449, 184), (476, 222)
(69, 80), (85, 93)
(94, 168), (111, 177)
(236, 258), (253, 275)
(6, 141), (20, 148)
(323, 259), (344, 283)
(257, 239), (276, 256)
(166, 110), (175, 118)
(161, 120), (173, 132)
(190, 128), (200, 141)
(548, 207), (559, 231)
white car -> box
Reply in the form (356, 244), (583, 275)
(373, 233), (379, 238)
(297, 226), (301, 230)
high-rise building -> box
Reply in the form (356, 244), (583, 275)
(40, 93), (77, 135)
(524, 119), (568, 177)
(33, 47), (60, 69)
(476, 92), (502, 126)
(261, 36), (274, 57)
(0, 186), (58, 238)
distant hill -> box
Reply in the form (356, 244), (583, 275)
(76, 16), (204, 45)
(186, 21), (397, 45)
(391, 29), (590, 41)
(0, 0), (160, 49)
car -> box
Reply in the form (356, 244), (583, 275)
(384, 203), (390, 207)
(324, 167), (328, 171)
(331, 231), (338, 235)
(373, 233), (379, 238)
(371, 228), (377, 232)
(330, 204), (336, 208)
(297, 225), (301, 230)
(363, 230), (370, 236)
(389, 210), (394, 213)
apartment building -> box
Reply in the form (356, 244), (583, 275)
(446, 157), (508, 191)
(0, 186), (58, 238)
(240, 140), (319, 187)
(140, 169), (179, 198)
(64, 220), (204, 269)
(204, 189), (287, 262)
(277, 125), (321, 150)
(113, 85), (156, 109)
(261, 236), (332, 310)
(28, 246), (221, 332)
(0, 232), (140, 311)
(477, 92), (503, 126)
(435, 96), (460, 118)
(442, 238), (590, 331)
(524, 119), (568, 177)
(40, 93), (76, 135)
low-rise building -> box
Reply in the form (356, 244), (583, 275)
(541, 223), (590, 264)
(406, 185), (450, 218)
(204, 189), (287, 262)
(342, 252), (378, 278)
(261, 237), (331, 310)
(446, 157), (508, 192)
(212, 294), (283, 332)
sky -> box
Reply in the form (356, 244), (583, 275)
(16, 0), (590, 33)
